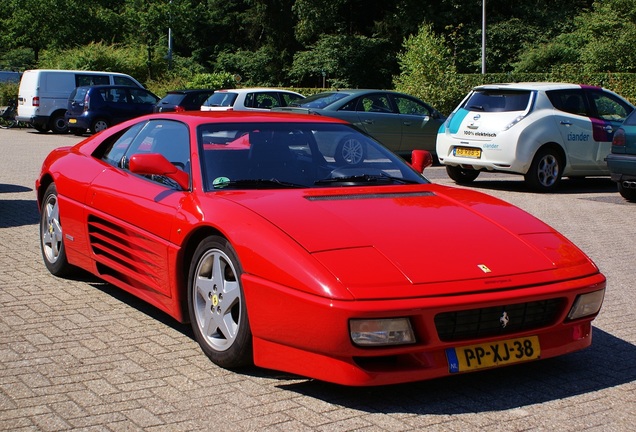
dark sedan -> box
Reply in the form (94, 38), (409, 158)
(276, 89), (445, 158)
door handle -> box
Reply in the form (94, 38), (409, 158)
(403, 121), (412, 126)
(560, 121), (572, 126)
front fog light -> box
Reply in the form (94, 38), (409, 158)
(567, 289), (605, 320)
(350, 318), (415, 347)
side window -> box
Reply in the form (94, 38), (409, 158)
(254, 92), (279, 109)
(76, 74), (109, 86)
(280, 93), (303, 106)
(244, 93), (255, 108)
(130, 88), (157, 104)
(100, 122), (146, 167)
(588, 90), (633, 121)
(113, 76), (138, 87)
(123, 120), (190, 188)
(357, 94), (392, 113)
(548, 90), (587, 116)
(393, 95), (430, 116)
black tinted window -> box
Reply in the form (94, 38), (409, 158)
(465, 90), (531, 112)
(76, 74), (109, 86)
(547, 90), (587, 116)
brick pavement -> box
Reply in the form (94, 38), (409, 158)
(1, 128), (635, 431)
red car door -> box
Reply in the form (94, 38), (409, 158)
(84, 119), (191, 298)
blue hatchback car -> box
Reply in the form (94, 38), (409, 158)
(65, 85), (159, 135)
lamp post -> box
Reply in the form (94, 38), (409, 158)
(481, 0), (486, 74)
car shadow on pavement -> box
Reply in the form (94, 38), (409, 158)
(277, 327), (635, 414)
(0, 198), (39, 227)
(464, 176), (618, 195)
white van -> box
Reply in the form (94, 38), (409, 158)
(16, 69), (143, 133)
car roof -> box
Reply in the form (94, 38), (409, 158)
(142, 110), (351, 125)
(214, 88), (304, 96)
(473, 82), (600, 91)
(166, 89), (215, 94)
(78, 84), (145, 90)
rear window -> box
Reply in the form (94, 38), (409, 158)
(203, 92), (238, 107)
(159, 93), (186, 104)
(70, 87), (89, 102)
(623, 110), (636, 126)
(464, 90), (531, 112)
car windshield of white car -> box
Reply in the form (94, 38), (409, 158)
(465, 90), (531, 112)
(198, 122), (427, 191)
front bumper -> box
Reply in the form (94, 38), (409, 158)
(243, 272), (606, 386)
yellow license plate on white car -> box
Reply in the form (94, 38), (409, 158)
(446, 336), (540, 373)
(454, 147), (481, 158)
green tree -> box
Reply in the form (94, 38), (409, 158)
(393, 23), (462, 115)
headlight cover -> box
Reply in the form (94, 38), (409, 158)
(567, 289), (605, 320)
(350, 318), (415, 347)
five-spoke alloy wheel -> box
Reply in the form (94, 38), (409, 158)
(188, 236), (252, 369)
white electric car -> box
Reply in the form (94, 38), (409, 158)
(436, 83), (634, 191)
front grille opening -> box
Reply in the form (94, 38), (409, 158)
(434, 299), (565, 342)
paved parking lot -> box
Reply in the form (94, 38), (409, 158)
(1, 127), (635, 431)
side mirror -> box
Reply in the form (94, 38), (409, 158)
(410, 150), (433, 173)
(129, 153), (190, 190)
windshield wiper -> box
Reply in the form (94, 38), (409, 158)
(314, 174), (419, 186)
(212, 178), (305, 189)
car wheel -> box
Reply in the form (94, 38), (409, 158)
(187, 235), (253, 369)
(40, 183), (74, 276)
(618, 182), (636, 202)
(69, 127), (85, 136)
(335, 135), (366, 166)
(446, 165), (480, 184)
(50, 112), (68, 134)
(90, 119), (109, 134)
(524, 148), (563, 192)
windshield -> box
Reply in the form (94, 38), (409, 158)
(292, 92), (350, 109)
(197, 122), (428, 191)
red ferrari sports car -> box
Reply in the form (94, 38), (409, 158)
(37, 111), (605, 386)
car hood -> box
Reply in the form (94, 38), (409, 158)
(222, 184), (596, 298)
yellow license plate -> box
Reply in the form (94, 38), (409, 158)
(68, 119), (77, 124)
(446, 336), (540, 373)
(454, 147), (481, 158)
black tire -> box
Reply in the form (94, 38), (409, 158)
(50, 112), (68, 134)
(618, 182), (636, 202)
(187, 235), (253, 369)
(69, 127), (85, 136)
(335, 134), (366, 166)
(90, 118), (109, 134)
(40, 183), (74, 277)
(524, 148), (563, 192)
(446, 165), (480, 184)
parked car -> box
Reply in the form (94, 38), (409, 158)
(606, 109), (636, 201)
(37, 110), (605, 386)
(200, 88), (304, 111)
(65, 85), (159, 134)
(437, 82), (635, 191)
(153, 89), (216, 113)
(276, 89), (445, 158)
(17, 69), (144, 134)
